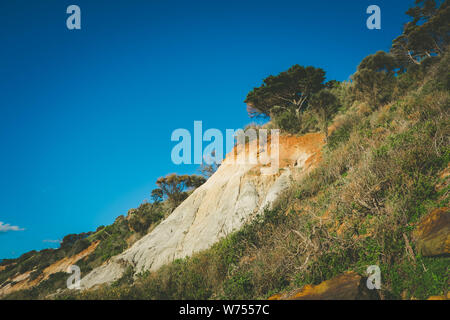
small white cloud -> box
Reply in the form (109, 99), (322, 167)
(43, 239), (61, 244)
(0, 221), (25, 233)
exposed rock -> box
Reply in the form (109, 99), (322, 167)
(269, 272), (380, 300)
(80, 134), (324, 289)
(435, 164), (450, 193)
(268, 293), (282, 300)
(427, 292), (449, 300)
(413, 207), (449, 257)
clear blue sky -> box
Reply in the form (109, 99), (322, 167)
(0, 0), (413, 258)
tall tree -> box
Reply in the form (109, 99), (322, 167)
(352, 51), (399, 106)
(244, 65), (326, 120)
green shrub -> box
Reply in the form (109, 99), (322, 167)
(222, 271), (254, 299)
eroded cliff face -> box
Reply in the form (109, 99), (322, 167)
(0, 241), (100, 297)
(80, 134), (324, 289)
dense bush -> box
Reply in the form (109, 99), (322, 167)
(128, 202), (164, 235)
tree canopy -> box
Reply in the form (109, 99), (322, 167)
(392, 0), (449, 66)
(152, 174), (206, 208)
(244, 65), (327, 119)
(150, 188), (164, 203)
(352, 51), (399, 106)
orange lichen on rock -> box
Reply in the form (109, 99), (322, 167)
(226, 132), (325, 175)
(427, 293), (449, 300)
(435, 164), (450, 193)
(268, 293), (283, 300)
(413, 207), (449, 257)
(289, 272), (362, 300)
(271, 272), (379, 300)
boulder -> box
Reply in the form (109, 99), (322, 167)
(413, 207), (449, 257)
(269, 272), (380, 300)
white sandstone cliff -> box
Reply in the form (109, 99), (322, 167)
(80, 134), (324, 289)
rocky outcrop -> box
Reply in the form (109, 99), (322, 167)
(269, 272), (380, 300)
(80, 134), (324, 289)
(413, 207), (449, 257)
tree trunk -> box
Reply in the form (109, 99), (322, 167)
(407, 51), (421, 65)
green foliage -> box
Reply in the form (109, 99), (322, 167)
(386, 256), (449, 299)
(326, 121), (352, 151)
(309, 89), (339, 140)
(128, 202), (164, 235)
(244, 65), (328, 133)
(89, 217), (131, 263)
(245, 65), (326, 118)
(69, 238), (91, 256)
(155, 173), (206, 208)
(222, 271), (254, 299)
(328, 81), (355, 112)
(272, 110), (300, 133)
(352, 51), (399, 106)
(60, 232), (92, 250)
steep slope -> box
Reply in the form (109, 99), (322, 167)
(80, 134), (324, 289)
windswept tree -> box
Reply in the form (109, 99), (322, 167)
(244, 65), (327, 131)
(391, 0), (449, 66)
(309, 90), (338, 142)
(154, 174), (206, 208)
